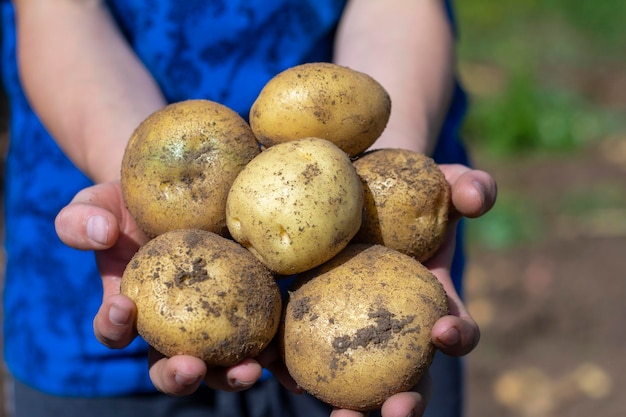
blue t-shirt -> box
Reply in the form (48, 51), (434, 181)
(1, 0), (468, 397)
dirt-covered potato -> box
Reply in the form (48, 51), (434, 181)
(352, 149), (450, 262)
(121, 99), (260, 238)
(226, 138), (364, 275)
(120, 229), (281, 366)
(281, 244), (449, 411)
(249, 62), (391, 157)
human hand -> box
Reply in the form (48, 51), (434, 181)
(54, 181), (298, 395)
(54, 163), (496, 406)
(330, 164), (497, 417)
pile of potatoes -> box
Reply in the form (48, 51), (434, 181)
(120, 62), (450, 411)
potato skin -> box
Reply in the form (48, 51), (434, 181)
(121, 99), (260, 238)
(226, 138), (364, 275)
(352, 149), (450, 262)
(282, 244), (449, 411)
(249, 62), (391, 157)
(120, 229), (281, 366)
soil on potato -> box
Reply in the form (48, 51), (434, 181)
(331, 308), (415, 353)
(1, 97), (626, 417)
(124, 229), (280, 365)
(291, 294), (413, 354)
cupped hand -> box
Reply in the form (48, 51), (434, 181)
(55, 181), (146, 348)
(54, 180), (296, 395)
(428, 164), (497, 357)
(331, 164), (497, 417)
(54, 162), (496, 410)
(145, 337), (300, 396)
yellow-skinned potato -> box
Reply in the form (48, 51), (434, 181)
(281, 244), (449, 411)
(249, 62), (391, 157)
(121, 99), (260, 238)
(226, 138), (364, 275)
(120, 229), (281, 366)
(352, 149), (450, 262)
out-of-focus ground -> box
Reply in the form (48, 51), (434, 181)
(464, 138), (626, 417)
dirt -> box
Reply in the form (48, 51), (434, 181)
(352, 149), (449, 263)
(330, 308), (414, 353)
(1, 102), (625, 417)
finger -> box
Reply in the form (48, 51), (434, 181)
(148, 349), (207, 396)
(330, 373), (432, 417)
(426, 266), (481, 357)
(451, 169), (497, 219)
(425, 226), (480, 357)
(431, 314), (480, 357)
(55, 200), (120, 250)
(203, 358), (264, 392)
(439, 165), (497, 219)
(93, 293), (138, 349)
(55, 181), (147, 250)
(92, 249), (142, 350)
(330, 408), (366, 417)
(380, 374), (431, 417)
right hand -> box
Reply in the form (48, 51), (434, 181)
(55, 181), (297, 395)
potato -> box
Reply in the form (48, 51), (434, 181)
(281, 244), (449, 411)
(249, 62), (391, 157)
(226, 137), (364, 275)
(121, 99), (260, 238)
(352, 149), (450, 262)
(120, 229), (281, 366)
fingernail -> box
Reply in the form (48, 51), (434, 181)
(87, 215), (109, 245)
(440, 327), (461, 347)
(472, 180), (486, 201)
(175, 372), (202, 387)
(230, 378), (255, 390)
(109, 303), (131, 326)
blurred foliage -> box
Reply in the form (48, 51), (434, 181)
(455, 0), (626, 156)
(465, 192), (545, 250)
(454, 0), (626, 249)
(462, 69), (624, 155)
(559, 182), (626, 216)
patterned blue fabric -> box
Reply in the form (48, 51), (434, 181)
(1, 0), (467, 397)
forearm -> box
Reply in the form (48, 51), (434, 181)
(334, 0), (455, 154)
(14, 0), (166, 183)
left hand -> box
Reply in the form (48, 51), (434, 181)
(331, 164), (497, 417)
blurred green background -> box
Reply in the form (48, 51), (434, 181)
(455, 2), (626, 416)
(455, 0), (626, 250)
